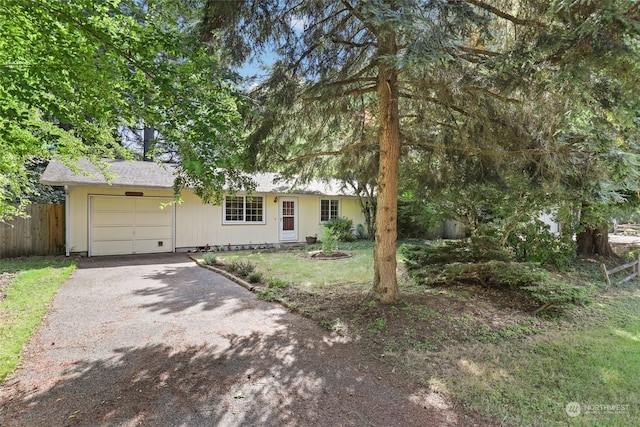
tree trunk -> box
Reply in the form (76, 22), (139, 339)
(373, 28), (400, 303)
(143, 125), (154, 161)
(355, 184), (376, 240)
(576, 226), (615, 257)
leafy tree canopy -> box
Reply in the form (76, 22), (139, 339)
(0, 0), (248, 221)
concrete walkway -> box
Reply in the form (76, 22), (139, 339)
(0, 254), (465, 427)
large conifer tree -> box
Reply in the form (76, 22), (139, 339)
(203, 0), (639, 301)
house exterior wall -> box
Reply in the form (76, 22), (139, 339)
(67, 185), (365, 254)
(176, 192), (365, 248)
(174, 191), (280, 248)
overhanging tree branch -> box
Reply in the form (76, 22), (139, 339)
(402, 140), (562, 157)
(28, 0), (157, 79)
(463, 85), (521, 104)
(464, 0), (548, 28)
(304, 84), (377, 100)
(285, 139), (376, 163)
(331, 37), (375, 48)
(326, 77), (377, 86)
(455, 45), (501, 57)
(340, 0), (378, 36)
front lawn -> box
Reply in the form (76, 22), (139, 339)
(214, 240), (377, 291)
(0, 257), (76, 382)
(200, 241), (640, 426)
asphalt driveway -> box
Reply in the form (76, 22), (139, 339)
(0, 254), (474, 426)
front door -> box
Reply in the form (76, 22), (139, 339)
(279, 197), (298, 241)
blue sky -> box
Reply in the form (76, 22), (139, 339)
(235, 15), (305, 80)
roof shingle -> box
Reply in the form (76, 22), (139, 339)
(40, 159), (354, 196)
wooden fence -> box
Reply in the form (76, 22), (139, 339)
(0, 204), (65, 258)
(600, 255), (640, 287)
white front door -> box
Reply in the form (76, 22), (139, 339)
(279, 197), (298, 241)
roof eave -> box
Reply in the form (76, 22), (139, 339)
(39, 180), (174, 190)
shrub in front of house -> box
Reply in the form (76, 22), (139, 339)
(321, 227), (338, 255)
(505, 219), (575, 267)
(325, 217), (355, 242)
(202, 253), (217, 265)
(229, 260), (256, 277)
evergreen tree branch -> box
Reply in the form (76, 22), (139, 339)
(463, 0), (547, 28)
(285, 140), (376, 163)
(330, 37), (375, 48)
(340, 0), (378, 36)
(463, 85), (521, 104)
(326, 77), (377, 87)
(401, 140), (565, 157)
(455, 45), (501, 58)
(305, 85), (377, 100)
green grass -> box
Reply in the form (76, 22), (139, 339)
(214, 243), (376, 291)
(437, 291), (640, 426)
(0, 257), (76, 382)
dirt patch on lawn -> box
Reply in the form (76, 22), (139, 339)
(0, 272), (16, 302)
(279, 282), (547, 355)
(308, 250), (352, 260)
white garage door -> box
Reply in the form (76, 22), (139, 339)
(89, 196), (174, 256)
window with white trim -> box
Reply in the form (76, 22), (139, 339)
(320, 199), (339, 223)
(224, 196), (264, 224)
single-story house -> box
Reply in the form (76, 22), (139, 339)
(40, 159), (365, 257)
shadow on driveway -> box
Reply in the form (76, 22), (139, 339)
(0, 254), (490, 427)
(75, 253), (191, 269)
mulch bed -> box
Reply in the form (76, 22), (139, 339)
(308, 251), (352, 260)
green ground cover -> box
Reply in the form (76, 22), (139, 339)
(0, 257), (75, 382)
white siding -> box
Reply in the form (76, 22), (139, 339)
(67, 186), (366, 253)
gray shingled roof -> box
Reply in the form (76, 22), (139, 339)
(40, 159), (355, 196)
(40, 159), (176, 189)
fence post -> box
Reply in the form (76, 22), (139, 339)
(600, 263), (612, 287)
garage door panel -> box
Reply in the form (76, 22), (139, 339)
(135, 198), (166, 210)
(92, 212), (135, 226)
(135, 239), (173, 254)
(93, 197), (135, 211)
(91, 240), (135, 256)
(135, 212), (172, 226)
(91, 226), (135, 241)
(135, 226), (173, 239)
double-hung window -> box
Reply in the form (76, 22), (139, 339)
(320, 199), (339, 223)
(224, 195), (264, 224)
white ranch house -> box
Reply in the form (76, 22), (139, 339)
(40, 159), (365, 257)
